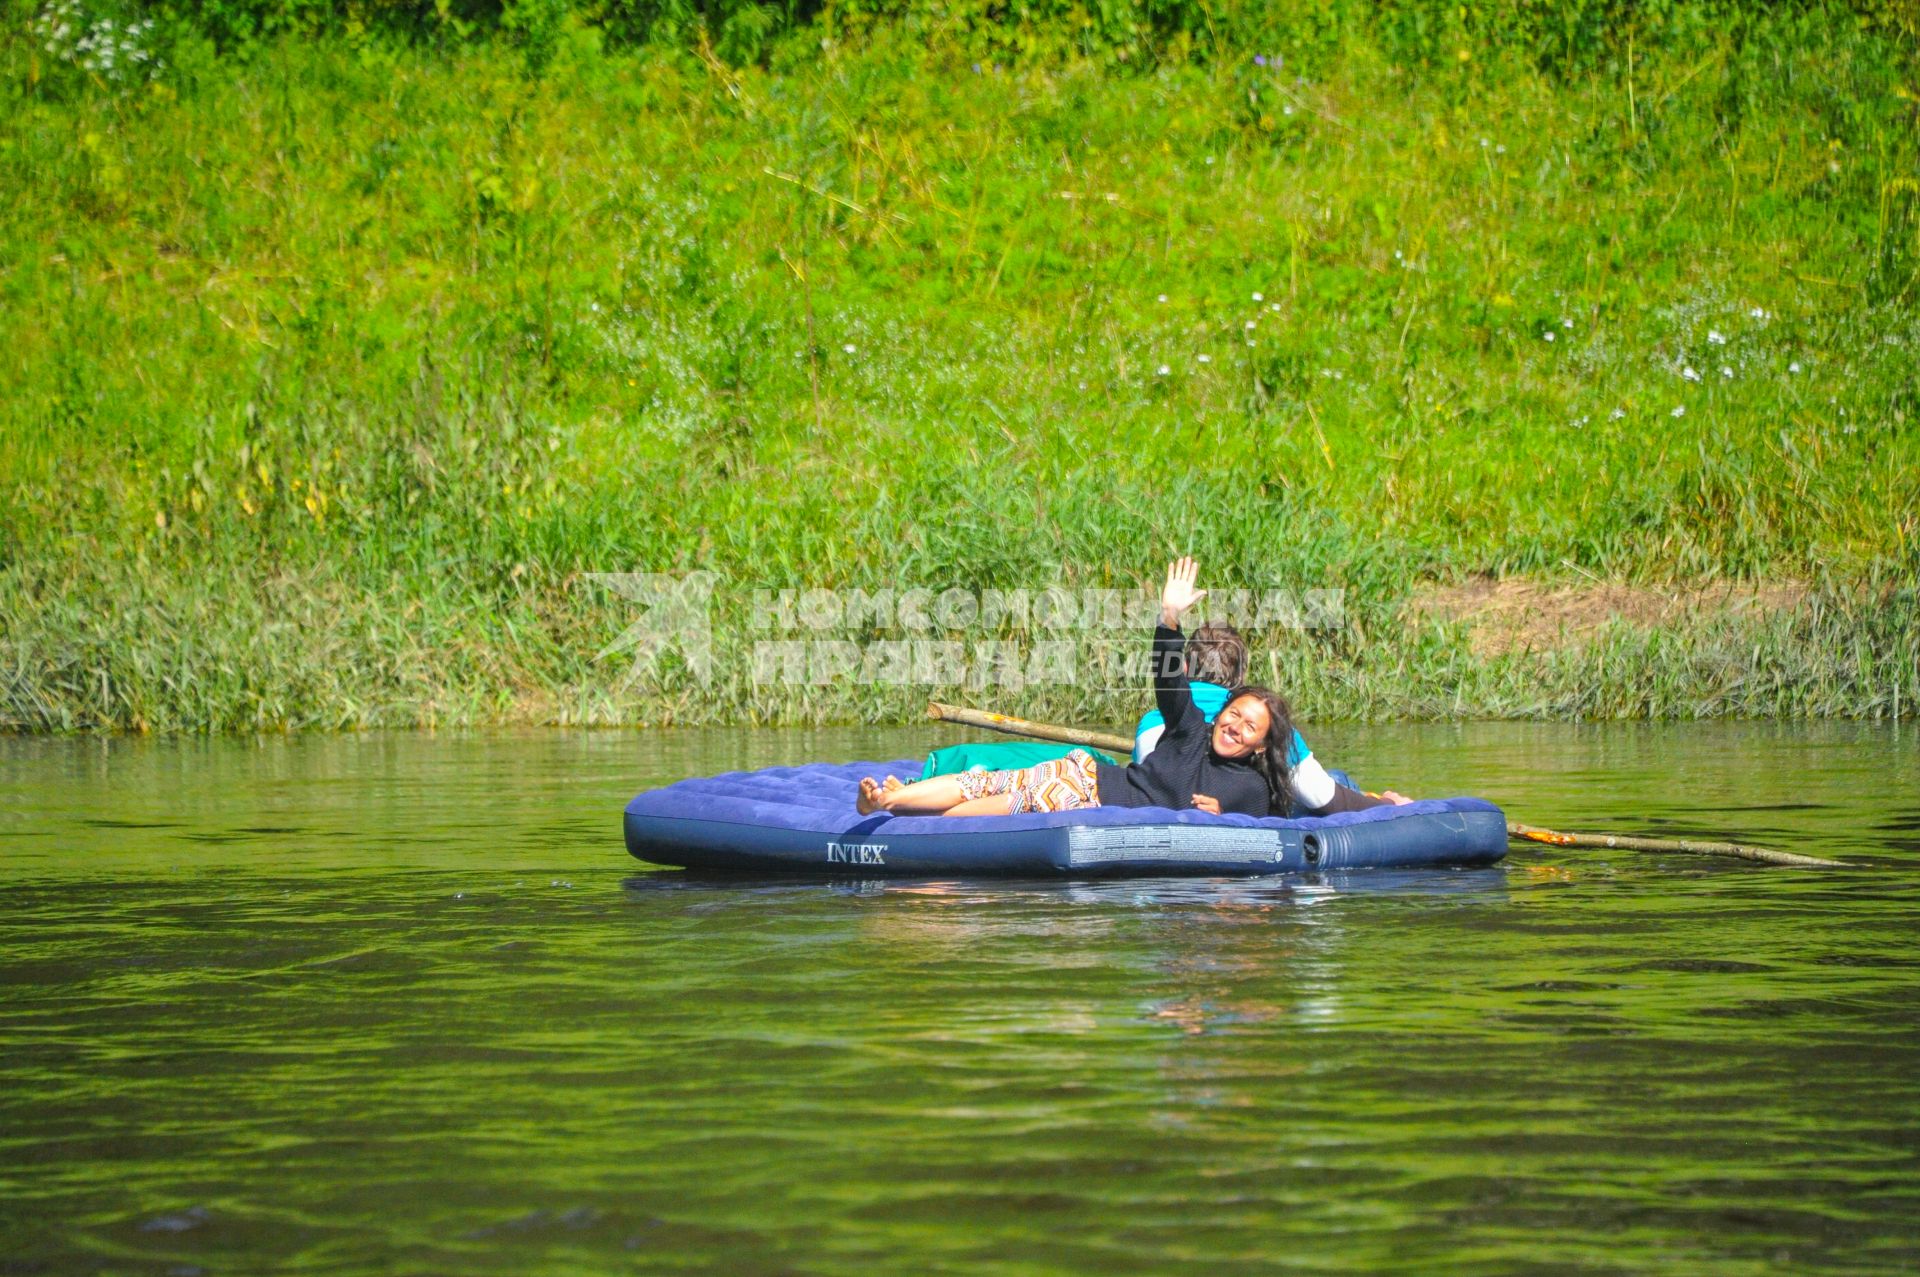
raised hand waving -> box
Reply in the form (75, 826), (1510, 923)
(1159, 556), (1206, 627)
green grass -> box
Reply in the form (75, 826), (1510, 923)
(1, 8), (1916, 730)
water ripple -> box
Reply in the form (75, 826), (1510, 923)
(0, 725), (1915, 1274)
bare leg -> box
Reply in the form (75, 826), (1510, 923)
(947, 794), (1015, 817)
(857, 774), (969, 815)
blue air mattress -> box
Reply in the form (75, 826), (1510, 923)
(624, 760), (1508, 877)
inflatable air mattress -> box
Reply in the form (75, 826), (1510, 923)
(625, 760), (1508, 877)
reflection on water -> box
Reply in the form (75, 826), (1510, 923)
(0, 723), (1916, 1273)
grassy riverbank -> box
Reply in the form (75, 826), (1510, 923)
(2, 5), (1916, 730)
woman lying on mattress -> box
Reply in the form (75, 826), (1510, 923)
(857, 557), (1409, 820)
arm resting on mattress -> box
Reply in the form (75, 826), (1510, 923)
(1302, 783), (1394, 816)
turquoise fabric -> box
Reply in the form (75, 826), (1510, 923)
(922, 741), (1119, 778)
(1132, 680), (1310, 766)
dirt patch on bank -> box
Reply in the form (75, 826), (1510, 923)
(1410, 578), (1809, 657)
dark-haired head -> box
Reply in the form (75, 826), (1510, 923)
(1208, 685), (1296, 815)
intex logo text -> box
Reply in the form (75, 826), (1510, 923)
(825, 841), (887, 865)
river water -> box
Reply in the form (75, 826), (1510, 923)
(2, 723), (1916, 1274)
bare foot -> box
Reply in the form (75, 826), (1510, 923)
(882, 775), (903, 795)
(856, 777), (888, 815)
(1380, 790), (1414, 806)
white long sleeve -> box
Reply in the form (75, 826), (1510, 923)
(1290, 753), (1337, 812)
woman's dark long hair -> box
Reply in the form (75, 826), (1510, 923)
(1225, 685), (1297, 816)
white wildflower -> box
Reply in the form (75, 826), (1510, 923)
(1672, 405), (1686, 418)
(1156, 365), (1170, 376)
(1251, 292), (1263, 302)
(1720, 366), (1734, 379)
(1789, 361), (1802, 374)
(1708, 330), (1726, 345)
(1682, 366), (1701, 382)
(1197, 354), (1212, 364)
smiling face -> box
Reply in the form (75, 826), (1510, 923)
(1210, 695), (1272, 760)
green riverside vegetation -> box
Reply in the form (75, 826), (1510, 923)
(3, 1), (1916, 731)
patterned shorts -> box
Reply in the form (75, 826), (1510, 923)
(954, 748), (1102, 814)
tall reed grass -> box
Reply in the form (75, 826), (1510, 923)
(2, 4), (1915, 730)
